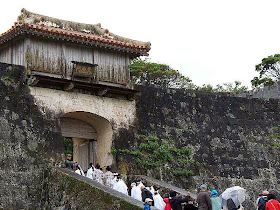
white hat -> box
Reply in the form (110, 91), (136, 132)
(145, 198), (153, 203)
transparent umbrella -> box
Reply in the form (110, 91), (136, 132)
(221, 186), (246, 208)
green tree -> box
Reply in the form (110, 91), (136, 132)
(251, 54), (280, 88)
(219, 81), (248, 92)
(130, 58), (195, 88)
(197, 81), (248, 93)
(198, 84), (215, 92)
(130, 58), (247, 92)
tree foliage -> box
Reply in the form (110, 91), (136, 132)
(251, 54), (280, 88)
(199, 81), (248, 93)
(130, 58), (248, 92)
(130, 58), (195, 88)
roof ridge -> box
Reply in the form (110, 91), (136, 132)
(0, 23), (149, 56)
(19, 8), (151, 48)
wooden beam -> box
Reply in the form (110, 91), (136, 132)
(98, 81), (127, 88)
(64, 82), (75, 91)
(127, 92), (139, 101)
(97, 88), (108, 96)
(31, 70), (72, 80)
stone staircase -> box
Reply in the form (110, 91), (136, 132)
(58, 168), (196, 209)
(57, 167), (157, 209)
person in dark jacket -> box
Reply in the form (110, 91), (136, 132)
(257, 191), (269, 210)
(65, 154), (73, 169)
(196, 184), (212, 210)
(169, 191), (189, 210)
(226, 198), (239, 210)
(141, 185), (154, 203)
(184, 198), (198, 210)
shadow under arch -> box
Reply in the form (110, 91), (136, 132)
(60, 111), (113, 169)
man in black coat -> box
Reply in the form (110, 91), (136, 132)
(184, 198), (198, 210)
(141, 186), (154, 203)
(170, 191), (190, 210)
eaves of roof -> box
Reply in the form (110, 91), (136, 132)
(0, 22), (150, 56)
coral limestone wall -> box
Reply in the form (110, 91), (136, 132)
(115, 86), (280, 200)
(0, 63), (63, 209)
(0, 63), (141, 210)
(1, 62), (280, 207)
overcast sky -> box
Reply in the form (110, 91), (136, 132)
(1, 0), (280, 88)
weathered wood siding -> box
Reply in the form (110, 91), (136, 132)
(0, 39), (25, 65)
(25, 38), (64, 74)
(25, 38), (130, 84)
(94, 49), (130, 84)
(62, 43), (94, 78)
(0, 38), (131, 84)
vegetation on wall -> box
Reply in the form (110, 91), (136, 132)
(265, 127), (280, 147)
(111, 135), (205, 178)
(0, 76), (15, 85)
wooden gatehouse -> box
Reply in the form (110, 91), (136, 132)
(0, 9), (151, 169)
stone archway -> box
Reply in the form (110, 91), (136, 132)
(60, 111), (113, 169)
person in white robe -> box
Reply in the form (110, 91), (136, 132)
(113, 178), (119, 191)
(131, 183), (137, 198)
(111, 173), (118, 188)
(137, 181), (144, 191)
(131, 182), (142, 201)
(74, 166), (81, 175)
(73, 164), (83, 176)
(77, 165), (85, 176)
(86, 163), (94, 179)
(153, 191), (166, 210)
(113, 177), (128, 195)
(150, 186), (155, 197)
(93, 163), (104, 184)
(103, 166), (114, 188)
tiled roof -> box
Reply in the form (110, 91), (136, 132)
(0, 9), (151, 56)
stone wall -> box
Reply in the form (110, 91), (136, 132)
(2, 61), (280, 207)
(115, 86), (280, 200)
(0, 63), (63, 209)
(0, 62), (139, 209)
(29, 86), (136, 166)
(236, 82), (280, 99)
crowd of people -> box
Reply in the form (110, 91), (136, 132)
(65, 155), (280, 210)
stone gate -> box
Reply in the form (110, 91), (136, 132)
(0, 8), (150, 169)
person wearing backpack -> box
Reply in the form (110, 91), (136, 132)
(266, 194), (280, 210)
(257, 191), (269, 210)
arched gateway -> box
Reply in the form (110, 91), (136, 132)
(60, 112), (113, 170)
(0, 9), (150, 168)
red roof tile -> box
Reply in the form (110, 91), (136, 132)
(0, 9), (151, 56)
